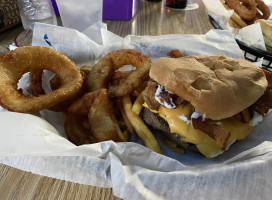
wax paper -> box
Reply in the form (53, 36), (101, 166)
(1, 23), (272, 200)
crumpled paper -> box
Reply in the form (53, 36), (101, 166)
(202, 0), (271, 50)
(1, 23), (272, 200)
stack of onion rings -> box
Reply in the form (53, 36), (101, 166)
(0, 46), (83, 112)
(0, 47), (159, 152)
(225, 0), (257, 21)
(223, 0), (270, 26)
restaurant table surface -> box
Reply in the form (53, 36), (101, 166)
(0, 0), (213, 199)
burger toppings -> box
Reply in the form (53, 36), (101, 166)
(191, 117), (230, 150)
(178, 114), (190, 124)
(143, 81), (187, 111)
(142, 55), (272, 158)
(155, 85), (176, 109)
(250, 112), (264, 127)
(191, 110), (206, 121)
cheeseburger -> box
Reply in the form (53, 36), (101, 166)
(142, 55), (272, 158)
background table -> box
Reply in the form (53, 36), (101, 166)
(0, 0), (212, 199)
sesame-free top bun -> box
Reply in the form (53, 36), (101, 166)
(150, 55), (268, 120)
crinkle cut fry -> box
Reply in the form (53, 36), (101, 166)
(0, 46), (83, 113)
(87, 49), (152, 98)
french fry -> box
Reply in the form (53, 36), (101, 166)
(116, 100), (135, 135)
(80, 65), (93, 77)
(159, 137), (185, 154)
(122, 129), (129, 142)
(115, 121), (128, 142)
(131, 92), (144, 115)
(122, 95), (162, 154)
(131, 90), (141, 97)
(168, 147), (185, 154)
(231, 12), (247, 28)
(228, 18), (241, 28)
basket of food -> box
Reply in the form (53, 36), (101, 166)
(204, 0), (272, 71)
(1, 21), (272, 199)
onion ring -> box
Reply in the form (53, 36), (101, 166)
(49, 72), (88, 112)
(64, 113), (97, 145)
(68, 89), (125, 142)
(225, 0), (257, 21)
(87, 49), (151, 98)
(0, 46), (83, 112)
(255, 0), (270, 20)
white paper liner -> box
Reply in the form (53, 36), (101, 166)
(1, 23), (272, 200)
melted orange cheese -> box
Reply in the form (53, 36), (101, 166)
(145, 103), (253, 158)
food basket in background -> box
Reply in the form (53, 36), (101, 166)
(209, 16), (272, 72)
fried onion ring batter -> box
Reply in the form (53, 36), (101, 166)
(0, 46), (83, 112)
(255, 0), (270, 20)
(68, 89), (124, 142)
(29, 70), (45, 96)
(225, 0), (257, 21)
(87, 49), (151, 98)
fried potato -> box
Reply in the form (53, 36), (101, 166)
(122, 95), (162, 154)
(159, 137), (185, 154)
(80, 65), (93, 77)
(116, 100), (134, 135)
(131, 92), (144, 115)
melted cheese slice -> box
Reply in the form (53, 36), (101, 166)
(145, 103), (253, 158)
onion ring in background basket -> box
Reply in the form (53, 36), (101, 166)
(87, 49), (152, 98)
(0, 46), (83, 112)
(255, 0), (270, 20)
(225, 0), (257, 21)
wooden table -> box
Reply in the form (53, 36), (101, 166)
(0, 0), (213, 199)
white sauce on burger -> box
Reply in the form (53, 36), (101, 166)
(250, 111), (263, 126)
(191, 110), (206, 121)
(155, 85), (176, 109)
(178, 114), (190, 124)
